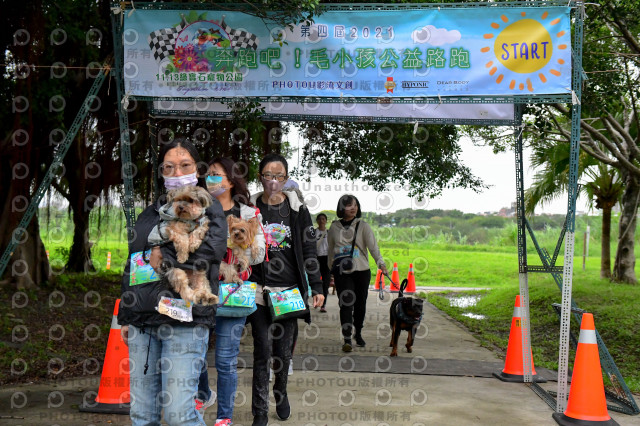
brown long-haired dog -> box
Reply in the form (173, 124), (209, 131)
(219, 215), (260, 284)
(162, 185), (218, 305)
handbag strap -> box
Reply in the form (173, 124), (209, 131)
(348, 221), (361, 258)
(219, 282), (242, 306)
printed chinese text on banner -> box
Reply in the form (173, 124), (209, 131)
(123, 7), (572, 99)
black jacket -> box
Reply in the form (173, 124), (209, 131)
(249, 190), (323, 323)
(118, 197), (227, 328)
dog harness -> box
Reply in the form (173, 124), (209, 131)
(395, 302), (423, 325)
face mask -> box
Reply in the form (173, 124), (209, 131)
(262, 177), (286, 195)
(164, 172), (198, 190)
(206, 175), (227, 197)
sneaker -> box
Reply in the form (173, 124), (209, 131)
(320, 307), (327, 313)
(252, 414), (269, 426)
(195, 389), (216, 414)
(288, 361), (293, 376)
(276, 395), (291, 420)
(215, 419), (232, 426)
(342, 340), (353, 353)
(354, 334), (366, 347)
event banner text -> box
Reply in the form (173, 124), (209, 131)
(123, 7), (572, 99)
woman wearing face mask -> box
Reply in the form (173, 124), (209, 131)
(327, 194), (387, 353)
(118, 137), (227, 426)
(247, 153), (324, 426)
(195, 157), (266, 426)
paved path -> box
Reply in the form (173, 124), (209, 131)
(0, 288), (636, 425)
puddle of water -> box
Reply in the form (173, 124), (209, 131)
(447, 295), (481, 309)
(462, 312), (486, 320)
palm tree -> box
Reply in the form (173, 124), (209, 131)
(525, 142), (623, 278)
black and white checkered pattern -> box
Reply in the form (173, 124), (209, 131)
(148, 20), (187, 61)
(222, 19), (258, 51)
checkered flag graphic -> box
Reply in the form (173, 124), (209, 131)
(147, 16), (188, 61)
(221, 19), (258, 51)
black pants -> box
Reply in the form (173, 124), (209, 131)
(246, 304), (297, 417)
(334, 269), (372, 339)
(317, 255), (331, 308)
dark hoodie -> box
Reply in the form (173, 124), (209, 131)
(118, 197), (227, 328)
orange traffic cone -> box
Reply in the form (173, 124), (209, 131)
(552, 313), (619, 426)
(79, 299), (130, 414)
(404, 263), (416, 294)
(374, 269), (385, 290)
(390, 263), (401, 292)
(493, 295), (546, 383)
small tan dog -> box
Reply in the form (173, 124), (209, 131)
(218, 215), (260, 284)
(161, 185), (218, 305)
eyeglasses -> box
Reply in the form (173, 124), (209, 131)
(208, 172), (227, 178)
(160, 162), (196, 176)
(261, 172), (287, 182)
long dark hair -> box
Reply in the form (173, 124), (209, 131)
(208, 157), (251, 206)
(157, 137), (207, 192)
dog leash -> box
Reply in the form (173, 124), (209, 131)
(218, 282), (242, 307)
(383, 272), (408, 298)
(378, 272), (391, 300)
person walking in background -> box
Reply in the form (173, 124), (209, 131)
(247, 153), (324, 426)
(195, 157), (266, 426)
(315, 213), (330, 313)
(119, 137), (227, 426)
(327, 194), (387, 353)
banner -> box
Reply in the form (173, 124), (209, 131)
(152, 100), (516, 124)
(124, 6), (571, 99)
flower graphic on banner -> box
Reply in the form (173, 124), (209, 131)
(147, 11), (258, 74)
(481, 10), (569, 91)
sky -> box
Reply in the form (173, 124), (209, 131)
(254, 129), (593, 216)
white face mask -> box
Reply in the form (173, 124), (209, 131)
(164, 172), (198, 190)
(261, 177), (286, 195)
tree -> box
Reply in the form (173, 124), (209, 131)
(524, 142), (623, 278)
(539, 1), (639, 283)
(467, 1), (640, 283)
(298, 122), (486, 199)
(0, 0), (323, 286)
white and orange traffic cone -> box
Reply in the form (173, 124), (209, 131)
(552, 313), (619, 425)
(404, 263), (416, 294)
(493, 295), (546, 383)
(79, 299), (130, 414)
(390, 262), (401, 292)
(374, 269), (385, 290)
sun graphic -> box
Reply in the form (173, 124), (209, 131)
(480, 11), (569, 92)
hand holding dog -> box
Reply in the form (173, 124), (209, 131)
(149, 247), (163, 272)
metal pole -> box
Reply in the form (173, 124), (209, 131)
(110, 4), (136, 249)
(556, 0), (585, 414)
(514, 104), (533, 383)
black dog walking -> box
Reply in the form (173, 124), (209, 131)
(389, 278), (424, 357)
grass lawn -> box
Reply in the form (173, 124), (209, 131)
(28, 234), (640, 398)
(426, 276), (640, 394)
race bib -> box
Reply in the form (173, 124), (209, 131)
(129, 250), (159, 286)
(157, 296), (193, 322)
(219, 281), (257, 307)
(268, 288), (306, 316)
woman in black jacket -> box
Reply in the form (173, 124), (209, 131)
(247, 153), (324, 426)
(118, 137), (227, 426)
